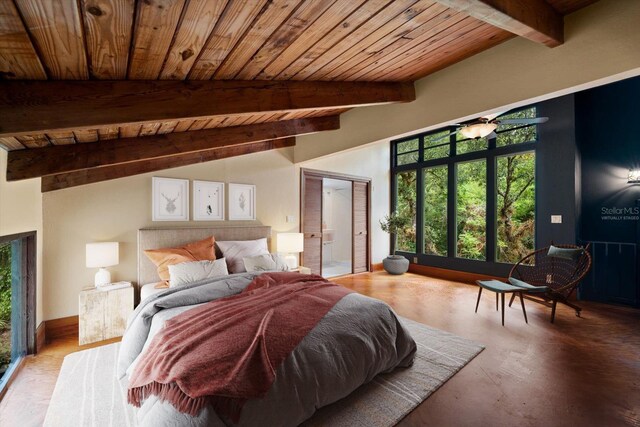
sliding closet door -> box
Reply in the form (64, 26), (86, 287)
(353, 181), (369, 273)
(302, 175), (323, 274)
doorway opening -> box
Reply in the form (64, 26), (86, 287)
(322, 178), (353, 278)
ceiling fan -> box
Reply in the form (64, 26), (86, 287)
(436, 111), (549, 141)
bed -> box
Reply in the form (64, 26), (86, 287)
(122, 226), (416, 426)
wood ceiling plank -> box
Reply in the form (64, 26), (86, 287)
(203, 116), (230, 128)
(213, 0), (303, 80)
(0, 1), (47, 79)
(187, 118), (211, 131)
(73, 129), (99, 143)
(97, 126), (119, 140)
(46, 130), (76, 145)
(291, 0), (423, 80)
(322, 2), (451, 80)
(42, 138), (296, 192)
(173, 120), (195, 132)
(159, 0), (228, 80)
(80, 0), (134, 79)
(433, 0), (563, 47)
(7, 116), (339, 181)
(0, 80), (413, 136)
(235, 0), (339, 80)
(16, 134), (49, 148)
(157, 121), (178, 134)
(387, 24), (512, 81)
(375, 20), (503, 81)
(270, 0), (391, 80)
(0, 137), (25, 150)
(15, 0), (88, 79)
(119, 124), (140, 138)
(138, 122), (161, 136)
(344, 9), (468, 81)
(187, 0), (268, 80)
(127, 0), (186, 79)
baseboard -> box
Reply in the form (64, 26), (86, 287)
(408, 264), (506, 284)
(372, 263), (384, 272)
(35, 322), (46, 353)
(45, 315), (79, 342)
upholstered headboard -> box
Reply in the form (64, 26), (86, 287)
(137, 225), (271, 286)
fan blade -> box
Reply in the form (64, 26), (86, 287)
(487, 131), (497, 139)
(431, 129), (459, 142)
(496, 117), (549, 125)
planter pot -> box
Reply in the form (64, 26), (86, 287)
(383, 255), (409, 275)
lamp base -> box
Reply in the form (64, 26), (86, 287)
(94, 268), (112, 287)
(283, 254), (298, 270)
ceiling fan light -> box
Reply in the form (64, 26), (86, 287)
(459, 123), (497, 139)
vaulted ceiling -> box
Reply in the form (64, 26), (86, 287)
(0, 0), (598, 190)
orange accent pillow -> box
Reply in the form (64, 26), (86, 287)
(144, 236), (216, 282)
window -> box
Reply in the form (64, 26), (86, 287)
(496, 152), (535, 263)
(395, 170), (417, 252)
(423, 165), (448, 256)
(456, 160), (486, 260)
(391, 106), (539, 273)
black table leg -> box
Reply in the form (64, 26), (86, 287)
(475, 286), (483, 313)
(520, 292), (528, 324)
(501, 293), (505, 326)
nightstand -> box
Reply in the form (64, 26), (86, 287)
(79, 284), (134, 345)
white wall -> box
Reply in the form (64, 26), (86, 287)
(0, 149), (44, 326)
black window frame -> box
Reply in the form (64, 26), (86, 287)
(390, 107), (538, 277)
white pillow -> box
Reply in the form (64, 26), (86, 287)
(168, 258), (229, 288)
(243, 253), (290, 272)
(217, 238), (269, 273)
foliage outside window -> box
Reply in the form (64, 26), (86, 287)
(423, 165), (448, 256)
(456, 160), (487, 260)
(0, 243), (11, 374)
(395, 170), (416, 252)
(496, 152), (535, 263)
(391, 106), (538, 267)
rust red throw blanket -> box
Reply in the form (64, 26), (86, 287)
(127, 272), (353, 422)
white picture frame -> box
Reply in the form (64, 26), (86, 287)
(228, 183), (256, 220)
(193, 180), (225, 221)
(152, 177), (189, 221)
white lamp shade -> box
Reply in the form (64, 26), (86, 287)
(459, 123), (497, 139)
(86, 242), (119, 268)
(277, 233), (304, 253)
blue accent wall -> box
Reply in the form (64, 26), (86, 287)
(576, 76), (640, 306)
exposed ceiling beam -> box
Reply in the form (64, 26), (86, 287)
(0, 80), (413, 137)
(434, 0), (563, 47)
(8, 116), (338, 181)
(41, 138), (296, 192)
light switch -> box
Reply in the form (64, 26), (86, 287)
(551, 215), (562, 224)
(286, 215), (296, 223)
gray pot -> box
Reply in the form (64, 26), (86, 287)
(383, 255), (409, 275)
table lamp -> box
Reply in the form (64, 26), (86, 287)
(277, 233), (304, 269)
(86, 242), (119, 287)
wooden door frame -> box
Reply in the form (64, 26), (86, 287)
(300, 168), (372, 275)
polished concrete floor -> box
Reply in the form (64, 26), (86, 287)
(1, 272), (638, 426)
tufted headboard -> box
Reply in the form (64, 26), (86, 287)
(137, 225), (271, 287)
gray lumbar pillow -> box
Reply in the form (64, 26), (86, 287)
(168, 258), (229, 288)
(243, 253), (290, 272)
(547, 245), (584, 261)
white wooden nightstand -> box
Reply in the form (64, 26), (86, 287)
(292, 266), (312, 274)
(79, 284), (134, 345)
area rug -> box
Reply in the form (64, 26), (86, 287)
(44, 317), (484, 427)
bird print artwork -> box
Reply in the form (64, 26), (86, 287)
(238, 192), (246, 212)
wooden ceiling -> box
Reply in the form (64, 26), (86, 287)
(0, 0), (597, 190)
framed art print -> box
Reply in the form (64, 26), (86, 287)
(152, 177), (189, 221)
(228, 183), (256, 220)
(193, 180), (225, 221)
